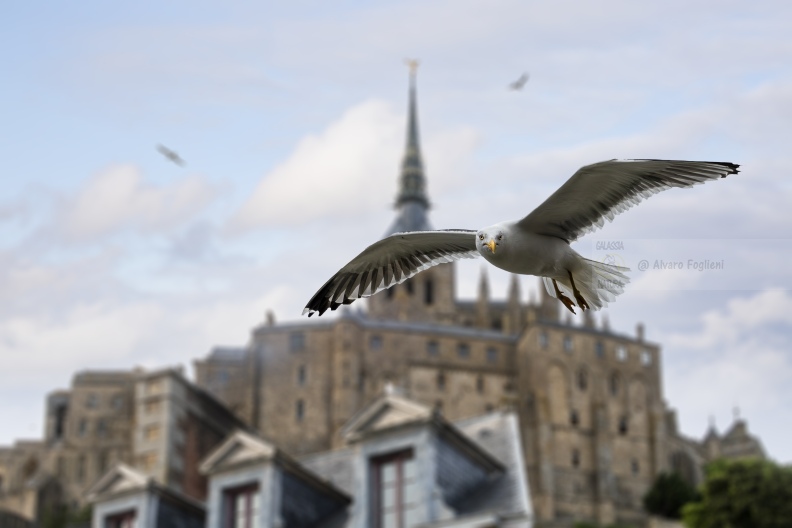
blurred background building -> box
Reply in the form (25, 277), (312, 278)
(0, 69), (765, 528)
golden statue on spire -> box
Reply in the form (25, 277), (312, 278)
(405, 58), (420, 76)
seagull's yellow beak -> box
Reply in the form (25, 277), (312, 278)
(487, 240), (496, 253)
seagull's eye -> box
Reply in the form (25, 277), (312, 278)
(497, 234), (503, 241)
(478, 234), (484, 240)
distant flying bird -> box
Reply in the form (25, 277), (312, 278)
(157, 144), (185, 166)
(303, 159), (739, 317)
(509, 73), (530, 91)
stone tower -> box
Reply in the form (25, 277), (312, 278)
(368, 62), (457, 324)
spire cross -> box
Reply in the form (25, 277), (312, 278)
(405, 58), (420, 76)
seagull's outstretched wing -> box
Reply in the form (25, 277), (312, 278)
(516, 159), (740, 243)
(304, 230), (478, 317)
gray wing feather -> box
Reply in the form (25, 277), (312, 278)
(303, 230), (479, 316)
(516, 159), (740, 243)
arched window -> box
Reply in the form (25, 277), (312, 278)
(610, 372), (621, 396)
(571, 449), (580, 468)
(618, 415), (628, 435)
(570, 409), (580, 427)
(640, 349), (653, 366)
(436, 371), (446, 391)
(424, 278), (434, 305)
(405, 280), (414, 295)
(577, 368), (588, 391)
(595, 341), (605, 358)
(426, 340), (439, 357)
(476, 375), (485, 393)
(295, 399), (304, 422)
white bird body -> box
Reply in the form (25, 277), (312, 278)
(477, 223), (575, 277)
(303, 159), (740, 317)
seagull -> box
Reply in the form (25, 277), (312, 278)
(157, 144), (186, 166)
(303, 159), (739, 317)
(509, 73), (530, 91)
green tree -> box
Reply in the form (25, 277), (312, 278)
(643, 471), (699, 519)
(683, 458), (792, 528)
(40, 505), (91, 528)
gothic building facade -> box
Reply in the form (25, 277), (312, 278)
(0, 69), (766, 527)
(192, 69), (766, 526)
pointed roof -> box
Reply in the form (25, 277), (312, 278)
(341, 392), (433, 442)
(199, 429), (276, 475)
(341, 391), (504, 473)
(478, 267), (490, 301)
(508, 275), (521, 303)
(85, 464), (150, 502)
(385, 61), (432, 236)
(199, 430), (351, 504)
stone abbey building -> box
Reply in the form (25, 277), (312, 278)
(0, 69), (765, 527)
(192, 69), (764, 526)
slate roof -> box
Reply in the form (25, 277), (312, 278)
(452, 411), (532, 519)
(299, 409), (532, 526)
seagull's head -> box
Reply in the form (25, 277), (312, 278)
(476, 227), (505, 258)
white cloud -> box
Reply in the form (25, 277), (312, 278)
(230, 100), (402, 230)
(230, 100), (480, 231)
(658, 290), (792, 462)
(60, 165), (215, 239)
(668, 289), (792, 350)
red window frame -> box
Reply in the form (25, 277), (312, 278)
(370, 449), (414, 528)
(223, 483), (260, 528)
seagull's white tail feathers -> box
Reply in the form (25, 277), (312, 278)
(542, 258), (630, 311)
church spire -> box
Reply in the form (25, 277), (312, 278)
(385, 59), (432, 236)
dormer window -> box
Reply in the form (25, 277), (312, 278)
(105, 510), (136, 528)
(223, 483), (260, 528)
(370, 449), (418, 528)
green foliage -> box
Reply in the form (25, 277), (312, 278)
(643, 471), (699, 519)
(40, 505), (91, 528)
(682, 458), (792, 528)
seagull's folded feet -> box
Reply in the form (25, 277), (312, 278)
(567, 271), (590, 311)
(553, 279), (577, 315)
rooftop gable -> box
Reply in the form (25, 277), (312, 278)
(85, 464), (149, 502)
(199, 429), (276, 475)
(341, 391), (433, 442)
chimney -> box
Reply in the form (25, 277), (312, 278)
(636, 322), (645, 342)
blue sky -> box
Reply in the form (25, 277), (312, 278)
(2, 1), (791, 462)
